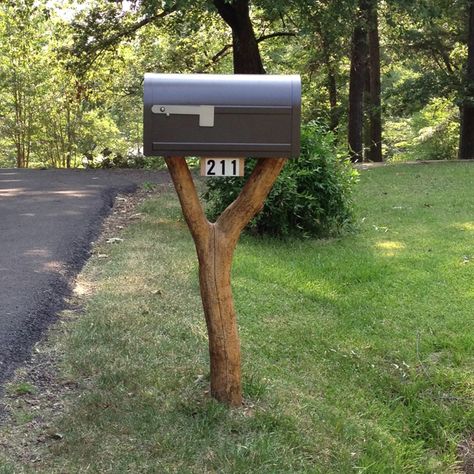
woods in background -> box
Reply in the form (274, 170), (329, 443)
(0, 0), (472, 168)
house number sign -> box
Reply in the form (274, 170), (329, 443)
(200, 158), (245, 177)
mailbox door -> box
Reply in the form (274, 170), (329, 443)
(148, 106), (293, 157)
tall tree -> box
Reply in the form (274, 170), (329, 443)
(300, 0), (354, 132)
(212, 0), (265, 73)
(319, 25), (342, 132)
(366, 0), (382, 162)
(459, 0), (474, 159)
(349, 0), (383, 162)
(348, 0), (369, 162)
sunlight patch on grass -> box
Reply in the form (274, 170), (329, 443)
(299, 279), (339, 300)
(453, 221), (474, 232)
(73, 281), (93, 297)
(374, 239), (406, 256)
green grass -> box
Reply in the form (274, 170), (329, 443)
(6, 382), (36, 397)
(1, 163), (473, 473)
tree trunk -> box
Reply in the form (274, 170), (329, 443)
(459, 0), (474, 160)
(66, 102), (72, 168)
(13, 82), (25, 168)
(212, 0), (265, 74)
(348, 0), (369, 162)
(165, 157), (286, 406)
(197, 225), (242, 405)
(327, 64), (340, 132)
(367, 0), (383, 162)
(316, 22), (340, 132)
(363, 55), (371, 158)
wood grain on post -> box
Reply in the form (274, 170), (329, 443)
(165, 157), (286, 406)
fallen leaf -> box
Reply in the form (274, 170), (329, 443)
(106, 237), (123, 244)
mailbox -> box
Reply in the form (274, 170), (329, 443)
(143, 73), (301, 158)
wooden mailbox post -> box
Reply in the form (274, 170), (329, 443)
(144, 74), (301, 406)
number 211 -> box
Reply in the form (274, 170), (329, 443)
(206, 159), (237, 176)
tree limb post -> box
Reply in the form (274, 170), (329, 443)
(165, 157), (285, 406)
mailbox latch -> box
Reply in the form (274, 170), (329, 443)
(151, 105), (215, 127)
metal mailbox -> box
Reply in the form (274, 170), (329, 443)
(143, 73), (301, 158)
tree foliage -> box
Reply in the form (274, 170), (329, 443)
(0, 0), (472, 167)
(0, 0), (49, 167)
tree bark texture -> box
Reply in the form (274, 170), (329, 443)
(327, 64), (340, 132)
(313, 21), (340, 132)
(322, 35), (340, 132)
(363, 56), (372, 155)
(459, 0), (474, 160)
(212, 0), (265, 74)
(348, 0), (369, 162)
(367, 0), (383, 162)
(165, 157), (286, 406)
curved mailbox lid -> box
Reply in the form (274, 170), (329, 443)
(144, 73), (301, 107)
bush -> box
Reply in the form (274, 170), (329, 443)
(203, 122), (358, 238)
(385, 97), (459, 162)
(408, 97), (459, 161)
(92, 151), (166, 169)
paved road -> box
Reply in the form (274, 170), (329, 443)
(0, 169), (169, 389)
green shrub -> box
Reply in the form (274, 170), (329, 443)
(94, 151), (165, 169)
(384, 117), (415, 162)
(203, 122), (358, 238)
(385, 97), (460, 162)
(408, 97), (459, 161)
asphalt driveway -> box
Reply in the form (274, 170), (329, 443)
(0, 169), (169, 390)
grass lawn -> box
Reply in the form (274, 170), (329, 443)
(1, 162), (473, 473)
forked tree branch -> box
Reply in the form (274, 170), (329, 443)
(258, 31), (296, 42)
(89, 6), (177, 54)
(165, 156), (286, 406)
(73, 5), (177, 74)
(217, 158), (287, 239)
(165, 157), (286, 243)
(164, 157), (210, 246)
